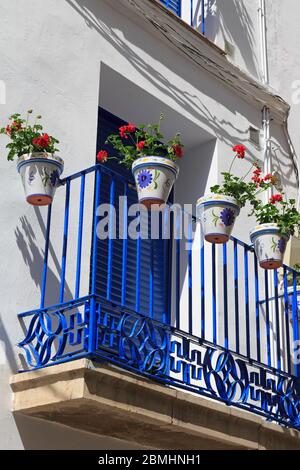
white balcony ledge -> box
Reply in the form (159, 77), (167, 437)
(10, 359), (300, 450)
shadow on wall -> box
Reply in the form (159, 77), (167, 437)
(0, 315), (18, 373)
(14, 208), (73, 309)
(65, 0), (251, 150)
(205, 0), (260, 79)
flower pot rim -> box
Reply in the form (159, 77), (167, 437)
(196, 194), (240, 207)
(17, 152), (64, 166)
(250, 223), (290, 243)
(132, 156), (179, 174)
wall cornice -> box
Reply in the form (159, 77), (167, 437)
(119, 0), (290, 123)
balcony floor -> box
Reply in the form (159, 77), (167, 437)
(10, 359), (300, 450)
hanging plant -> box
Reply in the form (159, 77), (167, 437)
(1, 110), (63, 206)
(250, 195), (300, 270)
(97, 114), (183, 208)
(197, 144), (274, 244)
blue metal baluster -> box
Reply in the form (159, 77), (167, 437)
(244, 247), (250, 357)
(75, 174), (86, 299)
(136, 211), (141, 313)
(274, 269), (281, 371)
(233, 239), (239, 354)
(254, 254), (261, 363)
(59, 179), (70, 303)
(175, 211), (180, 329)
(200, 237), (205, 339)
(264, 269), (271, 367)
(121, 183), (128, 306)
(106, 177), (115, 301)
(188, 216), (193, 335)
(212, 243), (217, 344)
(190, 0), (193, 26)
(292, 271), (300, 376)
(223, 243), (228, 350)
(201, 0), (205, 35)
(149, 225), (154, 320)
(40, 204), (52, 309)
(89, 168), (101, 355)
(283, 267), (291, 375)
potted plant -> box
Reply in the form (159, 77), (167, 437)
(250, 195), (300, 270)
(98, 114), (183, 208)
(0, 110), (63, 206)
(196, 145), (273, 244)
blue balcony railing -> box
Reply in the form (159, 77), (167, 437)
(18, 164), (300, 431)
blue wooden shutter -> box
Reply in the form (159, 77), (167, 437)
(160, 0), (181, 16)
(94, 108), (171, 324)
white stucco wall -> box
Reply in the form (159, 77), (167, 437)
(0, 0), (298, 449)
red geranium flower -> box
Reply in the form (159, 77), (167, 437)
(233, 144), (246, 159)
(32, 133), (50, 149)
(119, 123), (136, 139)
(253, 168), (262, 176)
(264, 173), (272, 181)
(137, 141), (146, 151)
(5, 125), (11, 135)
(172, 144), (183, 158)
(270, 194), (283, 204)
(97, 150), (108, 163)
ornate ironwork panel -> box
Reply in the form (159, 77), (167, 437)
(18, 298), (90, 369)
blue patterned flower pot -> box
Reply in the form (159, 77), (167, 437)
(132, 156), (179, 209)
(196, 195), (240, 244)
(17, 153), (64, 206)
(250, 223), (289, 270)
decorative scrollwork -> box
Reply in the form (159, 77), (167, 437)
(169, 335), (300, 430)
(18, 300), (89, 368)
(96, 304), (169, 375)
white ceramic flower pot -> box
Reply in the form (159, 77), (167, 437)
(196, 195), (240, 244)
(132, 156), (179, 209)
(250, 223), (289, 270)
(17, 153), (64, 206)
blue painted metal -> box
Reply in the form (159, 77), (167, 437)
(233, 239), (239, 354)
(212, 243), (217, 344)
(254, 254), (261, 363)
(292, 271), (300, 377)
(244, 247), (250, 358)
(17, 163), (300, 432)
(283, 266), (292, 375)
(264, 269), (272, 367)
(40, 204), (52, 309)
(59, 179), (70, 303)
(160, 0), (181, 17)
(188, 216), (193, 335)
(136, 215), (141, 313)
(89, 168), (101, 355)
(75, 174), (85, 299)
(223, 243), (228, 349)
(121, 183), (128, 306)
(175, 212), (180, 330)
(106, 178), (116, 301)
(201, 0), (205, 35)
(200, 238), (205, 339)
(274, 269), (281, 371)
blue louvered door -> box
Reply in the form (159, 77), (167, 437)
(160, 0), (181, 16)
(94, 108), (171, 324)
